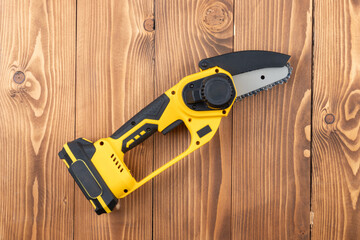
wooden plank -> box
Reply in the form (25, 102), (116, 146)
(153, 0), (233, 239)
(312, 0), (360, 239)
(232, 0), (312, 239)
(0, 0), (76, 239)
(75, 0), (154, 239)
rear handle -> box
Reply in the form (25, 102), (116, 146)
(110, 94), (170, 153)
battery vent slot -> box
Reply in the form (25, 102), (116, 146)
(110, 154), (124, 173)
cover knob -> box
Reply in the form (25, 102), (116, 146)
(201, 75), (234, 109)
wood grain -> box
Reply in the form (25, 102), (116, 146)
(153, 0), (233, 239)
(75, 0), (154, 239)
(232, 0), (312, 239)
(0, 0), (76, 239)
(312, 0), (360, 239)
(2, 0), (360, 238)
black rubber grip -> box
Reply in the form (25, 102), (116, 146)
(111, 94), (170, 153)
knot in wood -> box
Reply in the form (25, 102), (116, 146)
(13, 71), (25, 84)
(143, 18), (155, 32)
(325, 113), (335, 124)
(202, 4), (230, 32)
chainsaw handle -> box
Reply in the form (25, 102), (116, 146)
(110, 94), (170, 153)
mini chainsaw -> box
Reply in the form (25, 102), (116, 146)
(59, 51), (292, 214)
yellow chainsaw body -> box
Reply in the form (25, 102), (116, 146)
(93, 67), (235, 198)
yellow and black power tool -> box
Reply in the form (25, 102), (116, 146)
(59, 51), (292, 214)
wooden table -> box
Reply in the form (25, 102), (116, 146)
(1, 0), (359, 239)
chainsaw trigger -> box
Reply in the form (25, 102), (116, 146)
(161, 120), (183, 135)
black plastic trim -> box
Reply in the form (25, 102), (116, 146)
(111, 94), (170, 139)
(161, 120), (183, 135)
(58, 138), (118, 215)
(199, 50), (290, 76)
(59, 150), (72, 167)
(70, 160), (102, 198)
(182, 74), (235, 111)
(197, 125), (212, 138)
(121, 123), (158, 153)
